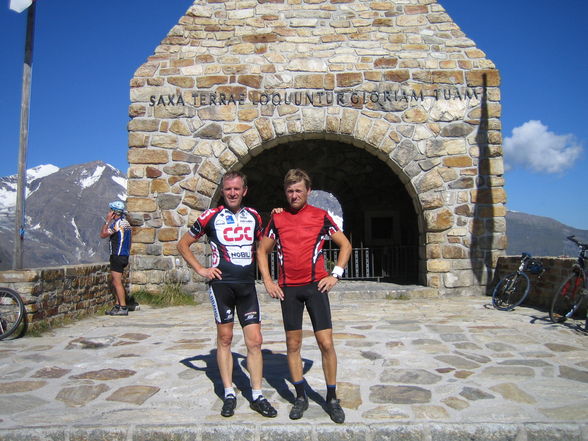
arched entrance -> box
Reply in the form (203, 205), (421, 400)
(207, 137), (421, 284)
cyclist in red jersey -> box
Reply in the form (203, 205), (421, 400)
(257, 169), (352, 423)
(177, 171), (277, 419)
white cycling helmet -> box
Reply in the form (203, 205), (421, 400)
(109, 200), (125, 213)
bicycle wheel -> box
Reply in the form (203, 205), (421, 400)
(550, 272), (586, 323)
(0, 288), (25, 340)
(492, 272), (530, 311)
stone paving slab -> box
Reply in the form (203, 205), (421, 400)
(1, 290), (587, 440)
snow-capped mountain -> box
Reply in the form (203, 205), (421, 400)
(0, 161), (127, 270)
(0, 164), (59, 208)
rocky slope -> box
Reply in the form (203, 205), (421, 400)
(0, 161), (127, 270)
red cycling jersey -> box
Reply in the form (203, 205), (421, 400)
(263, 204), (339, 287)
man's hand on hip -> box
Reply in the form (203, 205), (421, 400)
(318, 275), (338, 293)
(197, 267), (222, 280)
(263, 279), (284, 301)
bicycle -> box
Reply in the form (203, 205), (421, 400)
(0, 287), (26, 340)
(549, 235), (588, 325)
(492, 252), (545, 311)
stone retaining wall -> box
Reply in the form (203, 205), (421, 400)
(493, 255), (585, 315)
(0, 264), (125, 328)
(1, 256), (583, 330)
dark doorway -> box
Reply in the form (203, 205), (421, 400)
(235, 139), (419, 284)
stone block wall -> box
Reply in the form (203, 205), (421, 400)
(493, 256), (585, 315)
(0, 264), (125, 328)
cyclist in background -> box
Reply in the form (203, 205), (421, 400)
(100, 200), (132, 316)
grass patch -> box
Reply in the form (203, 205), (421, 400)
(386, 292), (411, 300)
(26, 311), (94, 337)
(26, 319), (59, 337)
(132, 283), (197, 307)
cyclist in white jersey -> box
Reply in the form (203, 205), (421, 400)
(177, 171), (277, 418)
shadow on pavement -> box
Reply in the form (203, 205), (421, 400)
(181, 349), (320, 404)
(181, 350), (251, 401)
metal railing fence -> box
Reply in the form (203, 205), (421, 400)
(251, 245), (418, 283)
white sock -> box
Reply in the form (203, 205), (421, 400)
(252, 389), (263, 401)
(224, 387), (236, 398)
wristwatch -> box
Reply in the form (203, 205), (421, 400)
(331, 272), (341, 280)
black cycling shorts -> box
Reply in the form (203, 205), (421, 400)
(110, 255), (129, 273)
(208, 283), (261, 327)
(281, 282), (332, 332)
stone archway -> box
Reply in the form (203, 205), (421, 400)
(225, 137), (421, 284)
(126, 0), (506, 296)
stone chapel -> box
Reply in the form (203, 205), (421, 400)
(126, 0), (505, 296)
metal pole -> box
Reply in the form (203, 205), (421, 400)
(13, 2), (36, 270)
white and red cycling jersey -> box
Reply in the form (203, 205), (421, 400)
(189, 206), (262, 283)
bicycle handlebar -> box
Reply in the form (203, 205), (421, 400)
(567, 235), (588, 249)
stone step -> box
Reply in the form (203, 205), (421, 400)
(192, 281), (439, 303)
(1, 422), (583, 441)
(328, 282), (439, 301)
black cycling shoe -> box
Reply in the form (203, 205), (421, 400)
(221, 394), (237, 417)
(250, 396), (277, 418)
(325, 398), (345, 424)
(126, 295), (140, 311)
(289, 396), (309, 420)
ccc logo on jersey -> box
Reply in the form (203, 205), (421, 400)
(222, 226), (253, 243)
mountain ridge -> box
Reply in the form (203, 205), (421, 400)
(505, 210), (587, 257)
(0, 161), (127, 270)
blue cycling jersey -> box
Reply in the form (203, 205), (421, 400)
(107, 216), (132, 256)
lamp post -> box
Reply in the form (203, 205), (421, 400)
(13, 2), (36, 269)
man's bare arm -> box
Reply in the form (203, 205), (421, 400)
(331, 231), (352, 269)
(177, 232), (222, 280)
(317, 231), (352, 293)
(99, 211), (115, 239)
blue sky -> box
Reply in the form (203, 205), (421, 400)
(1, 1), (587, 228)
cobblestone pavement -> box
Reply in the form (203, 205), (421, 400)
(1, 284), (587, 440)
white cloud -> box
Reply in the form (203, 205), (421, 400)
(503, 120), (583, 173)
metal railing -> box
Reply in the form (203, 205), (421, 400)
(255, 245), (418, 283)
